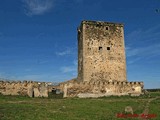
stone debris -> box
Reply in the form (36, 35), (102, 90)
(125, 106), (133, 114)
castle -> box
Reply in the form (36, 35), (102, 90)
(60, 20), (144, 98)
(0, 20), (144, 98)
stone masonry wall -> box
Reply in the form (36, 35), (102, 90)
(77, 24), (84, 82)
(0, 81), (48, 97)
(78, 21), (127, 82)
(61, 80), (144, 98)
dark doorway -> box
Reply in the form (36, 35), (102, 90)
(32, 90), (34, 98)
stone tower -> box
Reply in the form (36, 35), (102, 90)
(77, 20), (127, 82)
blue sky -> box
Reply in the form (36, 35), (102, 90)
(0, 0), (160, 88)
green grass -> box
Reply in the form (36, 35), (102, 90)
(149, 92), (160, 98)
(149, 97), (160, 120)
(0, 92), (159, 120)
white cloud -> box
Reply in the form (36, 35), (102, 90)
(73, 59), (78, 66)
(126, 24), (160, 64)
(55, 47), (76, 56)
(37, 59), (49, 64)
(126, 43), (160, 64)
(56, 49), (72, 56)
(126, 43), (160, 58)
(127, 57), (141, 64)
(60, 60), (77, 74)
(126, 47), (139, 57)
(60, 66), (76, 73)
(23, 0), (54, 16)
(126, 24), (160, 44)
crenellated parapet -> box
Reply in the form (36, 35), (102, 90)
(0, 81), (49, 97)
(86, 81), (144, 86)
(60, 80), (144, 98)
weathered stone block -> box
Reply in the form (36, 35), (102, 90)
(34, 88), (40, 97)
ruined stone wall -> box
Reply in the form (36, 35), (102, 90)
(0, 81), (48, 97)
(78, 21), (127, 82)
(61, 80), (144, 98)
(56, 20), (144, 98)
(77, 24), (84, 82)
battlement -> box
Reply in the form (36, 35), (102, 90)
(61, 80), (143, 86)
(0, 81), (49, 97)
(0, 80), (49, 85)
(87, 81), (143, 85)
(81, 20), (124, 27)
(59, 79), (144, 97)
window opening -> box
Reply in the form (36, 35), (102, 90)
(107, 47), (110, 50)
(99, 47), (102, 51)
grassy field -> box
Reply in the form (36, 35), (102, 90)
(0, 92), (160, 120)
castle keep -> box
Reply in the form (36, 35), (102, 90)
(60, 20), (144, 98)
(0, 20), (144, 98)
(78, 21), (127, 82)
